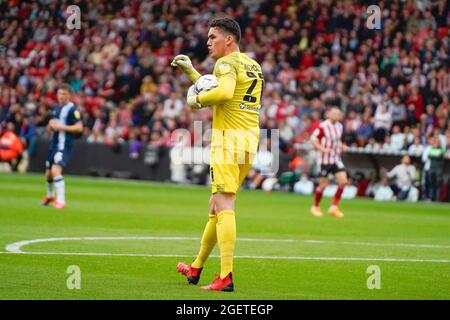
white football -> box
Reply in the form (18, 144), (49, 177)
(194, 74), (218, 94)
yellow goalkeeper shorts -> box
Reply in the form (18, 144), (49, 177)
(210, 147), (254, 194)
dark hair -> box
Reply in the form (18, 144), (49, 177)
(329, 106), (342, 112)
(58, 83), (72, 93)
(209, 17), (241, 43)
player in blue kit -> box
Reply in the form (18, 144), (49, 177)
(41, 84), (83, 209)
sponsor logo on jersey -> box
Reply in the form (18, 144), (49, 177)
(239, 103), (260, 112)
(217, 63), (231, 75)
(243, 64), (260, 72)
(54, 151), (63, 163)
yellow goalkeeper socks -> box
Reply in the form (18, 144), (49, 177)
(192, 214), (217, 269)
(216, 210), (236, 279)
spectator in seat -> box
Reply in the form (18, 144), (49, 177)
(343, 110), (361, 146)
(0, 122), (24, 171)
(389, 96), (406, 128)
(374, 177), (394, 201)
(389, 125), (406, 151)
(383, 155), (416, 200)
(405, 87), (424, 123)
(355, 113), (374, 147)
(373, 102), (392, 143)
(408, 136), (425, 156)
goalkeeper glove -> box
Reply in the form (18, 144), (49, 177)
(171, 55), (201, 82)
(187, 85), (203, 109)
(171, 55), (194, 74)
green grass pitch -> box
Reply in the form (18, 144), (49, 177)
(0, 173), (449, 300)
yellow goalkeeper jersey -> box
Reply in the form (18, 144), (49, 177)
(210, 52), (263, 154)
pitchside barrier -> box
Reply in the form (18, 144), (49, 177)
(27, 139), (171, 181)
(26, 139), (450, 184)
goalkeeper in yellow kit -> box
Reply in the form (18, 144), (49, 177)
(171, 17), (264, 292)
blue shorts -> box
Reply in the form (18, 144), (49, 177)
(46, 149), (71, 169)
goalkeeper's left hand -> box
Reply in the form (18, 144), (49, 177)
(187, 85), (203, 109)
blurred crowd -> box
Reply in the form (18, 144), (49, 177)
(0, 0), (449, 200)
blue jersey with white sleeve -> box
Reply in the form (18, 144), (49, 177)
(46, 102), (81, 168)
(50, 102), (81, 152)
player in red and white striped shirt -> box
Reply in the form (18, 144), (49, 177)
(309, 107), (348, 218)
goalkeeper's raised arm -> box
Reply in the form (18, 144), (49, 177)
(170, 55), (201, 83)
(171, 54), (237, 109)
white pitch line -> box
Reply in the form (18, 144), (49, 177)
(5, 236), (199, 254)
(2, 236), (450, 264)
(5, 236), (450, 254)
(1, 250), (449, 263)
(298, 239), (450, 249)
